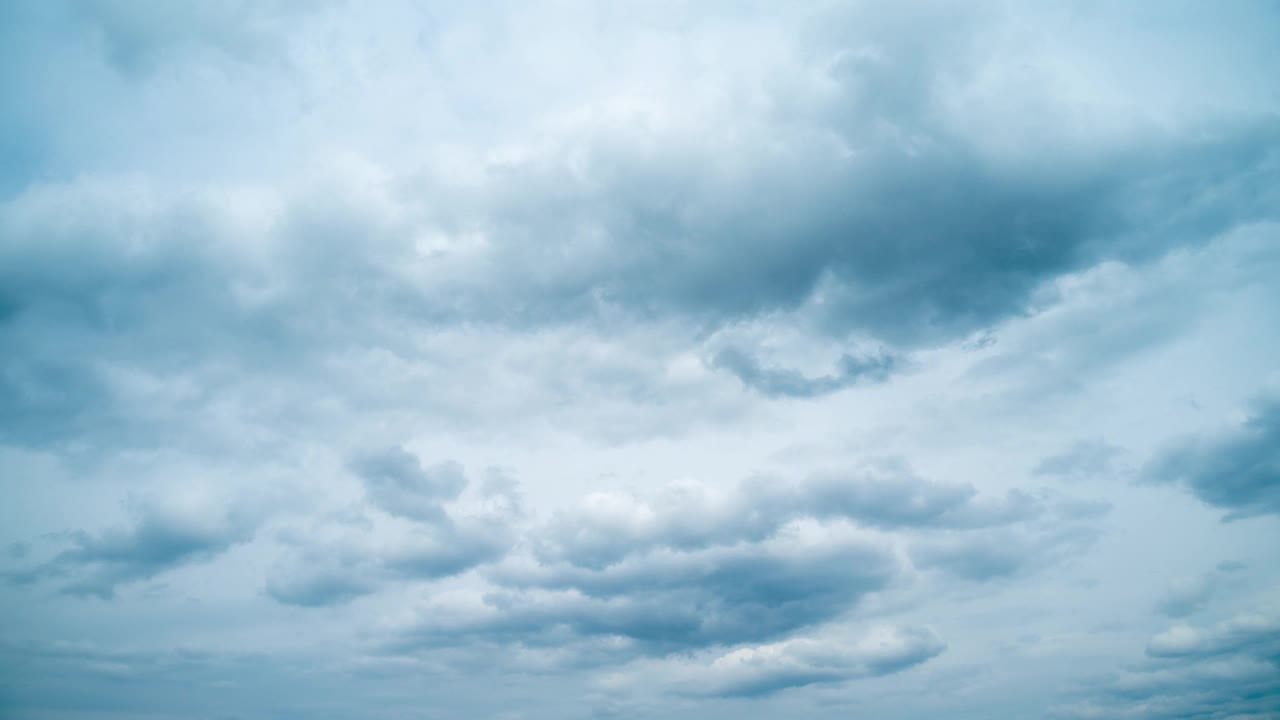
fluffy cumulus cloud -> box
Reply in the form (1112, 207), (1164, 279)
(1, 1), (1279, 719)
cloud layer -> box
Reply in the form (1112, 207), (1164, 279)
(2, 2), (1278, 719)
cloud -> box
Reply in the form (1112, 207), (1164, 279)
(67, 0), (309, 76)
(0, 179), (753, 451)
(1155, 575), (1217, 620)
(7, 488), (264, 598)
(525, 460), (1101, 597)
(1053, 608), (1280, 719)
(383, 518), (514, 580)
(534, 460), (1040, 571)
(1153, 563), (1247, 619)
(264, 543), (381, 608)
(395, 531), (899, 657)
(1146, 612), (1280, 660)
(711, 347), (898, 398)
(1, 0), (1277, 467)
(385, 463), (1103, 664)
(1144, 394), (1280, 519)
(1, 2), (1278, 719)
(963, 222), (1280, 409)
(350, 448), (466, 523)
(265, 456), (521, 607)
(616, 625), (945, 699)
(419, 111), (1278, 351)
(794, 468), (1040, 531)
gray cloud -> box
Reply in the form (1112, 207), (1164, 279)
(399, 2), (1279, 350)
(396, 538), (898, 657)
(265, 456), (520, 607)
(1, 2), (1277, 467)
(1153, 563), (1247, 619)
(380, 468), (999, 656)
(1053, 609), (1280, 719)
(1155, 575), (1217, 620)
(424, 121), (1279, 353)
(794, 470), (1041, 531)
(1144, 395), (1280, 519)
(7, 493), (262, 599)
(711, 347), (898, 398)
(264, 546), (381, 608)
(386, 465), (1103, 663)
(267, 516), (513, 608)
(637, 625), (946, 699)
(1, 2), (1278, 719)
(350, 448), (467, 523)
(535, 461), (1040, 571)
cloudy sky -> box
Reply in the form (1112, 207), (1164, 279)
(2, 1), (1279, 718)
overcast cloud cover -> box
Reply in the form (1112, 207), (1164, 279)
(1, 1), (1279, 718)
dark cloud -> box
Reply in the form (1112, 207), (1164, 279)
(427, 123), (1280, 351)
(1052, 609), (1280, 719)
(1144, 395), (1280, 519)
(711, 347), (898, 398)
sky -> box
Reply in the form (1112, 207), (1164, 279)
(1, 1), (1279, 718)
